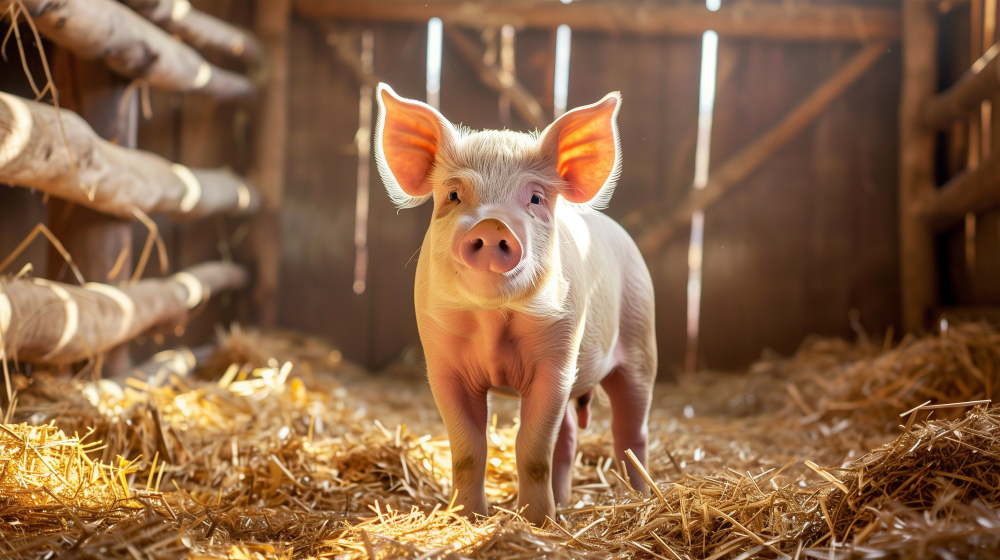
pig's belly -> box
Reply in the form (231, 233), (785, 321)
(483, 336), (618, 401)
(571, 339), (618, 397)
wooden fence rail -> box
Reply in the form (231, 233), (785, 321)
(922, 42), (1000, 129)
(0, 92), (259, 220)
(0, 261), (247, 365)
(2, 0), (254, 100)
(920, 150), (1000, 232)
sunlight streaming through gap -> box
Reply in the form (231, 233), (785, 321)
(426, 17), (443, 109)
(685, 27), (720, 373)
(554, 24), (572, 118)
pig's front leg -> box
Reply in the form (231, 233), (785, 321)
(515, 375), (570, 525)
(428, 371), (489, 519)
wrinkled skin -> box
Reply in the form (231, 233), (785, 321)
(374, 84), (657, 525)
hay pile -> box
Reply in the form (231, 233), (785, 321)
(0, 324), (999, 559)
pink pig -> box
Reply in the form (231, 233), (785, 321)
(374, 84), (657, 525)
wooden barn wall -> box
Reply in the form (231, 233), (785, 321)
(3, 9), (906, 376)
(697, 41), (901, 370)
(280, 17), (903, 374)
(280, 17), (702, 373)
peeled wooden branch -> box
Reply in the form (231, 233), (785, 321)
(0, 92), (259, 220)
(444, 26), (547, 130)
(637, 42), (888, 255)
(922, 43), (1000, 130)
(120, 0), (263, 67)
(0, 261), (247, 365)
(2, 0), (254, 100)
(920, 151), (1000, 232)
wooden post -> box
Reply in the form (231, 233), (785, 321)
(898, 1), (939, 333)
(250, 0), (291, 328)
(47, 52), (138, 376)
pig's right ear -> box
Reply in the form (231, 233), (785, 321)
(374, 83), (454, 208)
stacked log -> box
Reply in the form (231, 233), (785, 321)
(1, 0), (254, 100)
(120, 0), (263, 67)
(0, 92), (259, 220)
(0, 262), (246, 365)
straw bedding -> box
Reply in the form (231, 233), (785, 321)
(1, 322), (999, 559)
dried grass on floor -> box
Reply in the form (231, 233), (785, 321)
(1, 324), (999, 559)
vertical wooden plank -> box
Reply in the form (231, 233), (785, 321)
(279, 18), (372, 365)
(47, 50), (137, 376)
(899, 0), (940, 333)
(251, 0), (291, 328)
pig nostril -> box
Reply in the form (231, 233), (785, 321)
(472, 239), (484, 251)
(498, 240), (509, 253)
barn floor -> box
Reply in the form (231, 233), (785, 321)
(2, 324), (1000, 559)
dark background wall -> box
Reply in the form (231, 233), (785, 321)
(276, 14), (903, 375)
(7, 1), (995, 376)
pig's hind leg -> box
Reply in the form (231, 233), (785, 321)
(552, 403), (578, 507)
(602, 254), (658, 495)
(601, 366), (653, 495)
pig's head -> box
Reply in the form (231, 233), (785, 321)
(374, 84), (621, 308)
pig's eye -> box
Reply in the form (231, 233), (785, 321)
(530, 193), (542, 205)
(448, 191), (460, 202)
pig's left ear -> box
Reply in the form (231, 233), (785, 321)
(374, 83), (456, 208)
(539, 92), (621, 208)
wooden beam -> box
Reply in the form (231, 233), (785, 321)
(922, 42), (1000, 129)
(443, 26), (548, 129)
(120, 0), (264, 67)
(2, 0), (254, 101)
(898, 1), (939, 333)
(636, 42), (889, 255)
(295, 0), (900, 42)
(249, 0), (291, 328)
(0, 261), (247, 365)
(920, 150), (1000, 231)
(0, 92), (260, 220)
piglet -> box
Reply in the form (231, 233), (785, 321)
(374, 84), (657, 525)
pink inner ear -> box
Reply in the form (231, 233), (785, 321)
(555, 99), (618, 204)
(380, 90), (442, 197)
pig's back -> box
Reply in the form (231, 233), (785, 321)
(558, 208), (656, 394)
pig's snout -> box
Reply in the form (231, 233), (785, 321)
(459, 219), (522, 273)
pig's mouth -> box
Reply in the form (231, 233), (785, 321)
(451, 248), (532, 308)
(453, 265), (532, 308)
